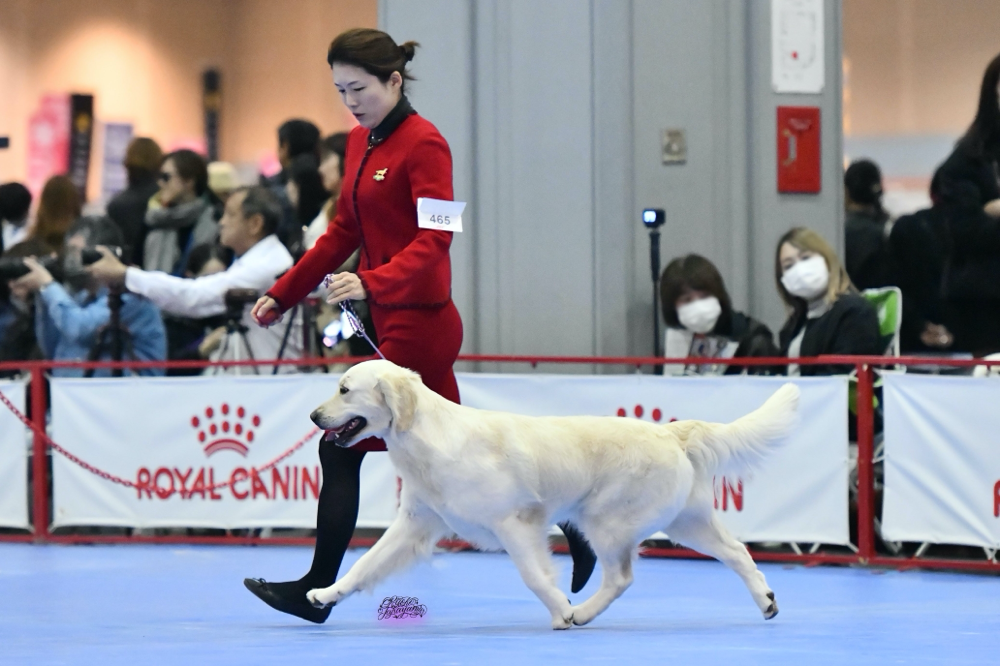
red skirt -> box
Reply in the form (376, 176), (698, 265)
(349, 299), (463, 452)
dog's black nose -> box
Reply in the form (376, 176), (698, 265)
(310, 408), (322, 425)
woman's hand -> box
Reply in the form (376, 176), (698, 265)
(984, 199), (1000, 218)
(325, 272), (367, 305)
(920, 322), (954, 349)
(251, 295), (283, 327)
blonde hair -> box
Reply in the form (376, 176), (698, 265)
(774, 227), (854, 310)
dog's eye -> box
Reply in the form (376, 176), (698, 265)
(339, 385), (349, 395)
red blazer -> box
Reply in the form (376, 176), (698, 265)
(268, 114), (454, 310)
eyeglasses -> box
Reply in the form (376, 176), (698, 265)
(158, 172), (173, 183)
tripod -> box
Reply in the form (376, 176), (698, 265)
(648, 226), (663, 376)
(85, 286), (135, 377)
(212, 307), (258, 375)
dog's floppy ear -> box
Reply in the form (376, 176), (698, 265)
(378, 370), (417, 432)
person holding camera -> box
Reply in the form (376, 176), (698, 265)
(8, 216), (166, 378)
(88, 186), (302, 370)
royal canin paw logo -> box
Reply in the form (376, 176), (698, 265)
(615, 404), (677, 423)
(190, 404), (260, 457)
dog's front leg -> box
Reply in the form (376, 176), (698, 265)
(493, 514), (574, 630)
(306, 503), (447, 609)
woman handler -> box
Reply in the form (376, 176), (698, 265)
(243, 28), (595, 623)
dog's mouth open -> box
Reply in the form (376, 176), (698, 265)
(322, 416), (368, 447)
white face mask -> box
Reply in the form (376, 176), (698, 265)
(677, 296), (722, 334)
(781, 254), (830, 301)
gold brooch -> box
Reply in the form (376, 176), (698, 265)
(373, 168), (387, 181)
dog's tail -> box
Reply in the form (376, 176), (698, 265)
(680, 383), (800, 475)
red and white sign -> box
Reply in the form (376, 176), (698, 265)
(456, 374), (850, 545)
(49, 375), (398, 530)
(26, 94), (71, 198)
(0, 380), (29, 529)
(882, 374), (1000, 549)
(46, 373), (849, 544)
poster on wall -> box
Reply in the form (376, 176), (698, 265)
(68, 94), (95, 195)
(771, 0), (825, 94)
(26, 95), (71, 197)
(101, 122), (134, 201)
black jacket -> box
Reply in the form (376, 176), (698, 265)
(716, 310), (780, 375)
(779, 294), (882, 375)
(845, 209), (894, 290)
(936, 138), (1000, 300)
(889, 205), (950, 352)
(107, 176), (159, 267)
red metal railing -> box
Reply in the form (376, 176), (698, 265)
(2, 353), (999, 573)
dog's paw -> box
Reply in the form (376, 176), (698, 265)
(306, 588), (336, 609)
(551, 612), (574, 630)
(762, 591), (778, 620)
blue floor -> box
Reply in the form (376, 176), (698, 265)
(1, 543), (997, 664)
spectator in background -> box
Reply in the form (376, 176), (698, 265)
(161, 242), (234, 376)
(9, 216), (166, 377)
(143, 149), (218, 276)
(305, 133), (348, 249)
(935, 51), (1000, 355)
(286, 155), (329, 231)
(659, 254), (778, 374)
(6, 175), (81, 258)
(208, 161), (240, 206)
(776, 227), (882, 376)
(262, 119), (321, 255)
(0, 182), (32, 254)
(889, 169), (954, 352)
(844, 159), (894, 290)
(88, 186), (302, 370)
(106, 137), (163, 267)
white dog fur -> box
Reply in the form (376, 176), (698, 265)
(306, 360), (799, 629)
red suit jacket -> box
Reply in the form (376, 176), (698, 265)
(267, 114), (454, 310)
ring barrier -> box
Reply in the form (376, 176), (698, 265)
(0, 354), (998, 572)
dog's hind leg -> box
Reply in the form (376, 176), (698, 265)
(569, 541), (635, 627)
(666, 510), (778, 619)
(493, 512), (575, 630)
(306, 502), (447, 609)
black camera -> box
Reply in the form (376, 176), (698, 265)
(223, 288), (259, 321)
(642, 208), (666, 229)
(0, 248), (111, 282)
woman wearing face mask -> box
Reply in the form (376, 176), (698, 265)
(660, 254), (778, 374)
(245, 28), (597, 624)
(776, 228), (882, 376)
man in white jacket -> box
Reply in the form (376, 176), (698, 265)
(89, 186), (303, 371)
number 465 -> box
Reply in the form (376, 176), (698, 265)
(429, 214), (450, 225)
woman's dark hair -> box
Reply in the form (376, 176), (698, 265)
(278, 120), (321, 161)
(320, 132), (348, 178)
(0, 182), (32, 223)
(327, 28), (418, 93)
(659, 254), (733, 328)
(844, 159), (886, 219)
(184, 242), (233, 276)
(288, 155), (329, 226)
(124, 137), (163, 186)
(961, 51), (1000, 158)
(163, 149), (208, 197)
(33, 175), (82, 252)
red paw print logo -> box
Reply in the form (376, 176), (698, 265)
(190, 403), (260, 457)
(615, 404), (676, 423)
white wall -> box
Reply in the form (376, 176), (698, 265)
(381, 0), (844, 360)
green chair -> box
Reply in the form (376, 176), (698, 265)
(861, 286), (902, 357)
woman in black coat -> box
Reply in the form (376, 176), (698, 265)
(935, 51), (1000, 354)
(775, 228), (882, 376)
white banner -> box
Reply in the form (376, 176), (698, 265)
(50, 375), (398, 529)
(456, 374), (850, 545)
(48, 373), (849, 544)
(0, 380), (29, 529)
(882, 374), (1000, 548)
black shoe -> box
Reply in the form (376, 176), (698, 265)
(243, 578), (333, 624)
(558, 522), (597, 593)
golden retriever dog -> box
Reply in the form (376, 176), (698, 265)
(306, 360), (799, 629)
